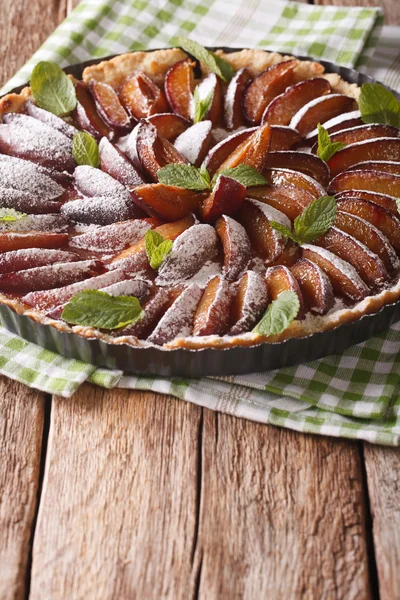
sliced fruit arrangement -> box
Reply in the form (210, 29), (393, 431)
(0, 43), (399, 350)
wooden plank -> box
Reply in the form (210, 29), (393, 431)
(364, 445), (400, 600)
(0, 377), (45, 600)
(29, 387), (202, 600)
(194, 413), (372, 600)
(315, 0), (400, 26)
(30, 388), (372, 599)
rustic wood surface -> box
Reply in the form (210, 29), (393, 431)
(0, 0), (399, 598)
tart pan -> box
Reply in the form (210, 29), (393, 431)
(1, 49), (400, 376)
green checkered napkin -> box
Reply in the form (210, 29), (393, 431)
(1, 0), (399, 446)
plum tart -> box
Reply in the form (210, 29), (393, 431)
(0, 42), (400, 352)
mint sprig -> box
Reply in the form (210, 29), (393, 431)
(30, 61), (77, 117)
(253, 291), (300, 337)
(359, 83), (400, 128)
(61, 290), (144, 330)
(177, 37), (235, 83)
(193, 84), (214, 124)
(270, 195), (337, 244)
(72, 132), (100, 167)
(316, 124), (346, 162)
(157, 164), (211, 191)
(0, 208), (27, 222)
(211, 165), (268, 188)
(145, 230), (173, 270)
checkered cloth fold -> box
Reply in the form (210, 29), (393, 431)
(1, 0), (400, 446)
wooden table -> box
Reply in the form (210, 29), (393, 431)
(1, 0), (399, 598)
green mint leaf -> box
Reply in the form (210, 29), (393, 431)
(30, 61), (77, 117)
(294, 195), (337, 243)
(0, 208), (27, 222)
(61, 290), (144, 330)
(359, 83), (400, 128)
(72, 131), (100, 167)
(193, 85), (214, 124)
(317, 123), (346, 162)
(157, 164), (211, 191)
(177, 37), (235, 82)
(253, 291), (300, 337)
(211, 165), (268, 188)
(269, 220), (299, 243)
(145, 230), (173, 270)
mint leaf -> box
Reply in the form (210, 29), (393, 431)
(0, 208), (27, 222)
(212, 165), (268, 188)
(359, 83), (400, 128)
(317, 123), (346, 162)
(177, 37), (235, 83)
(72, 132), (100, 167)
(145, 230), (173, 270)
(61, 290), (144, 330)
(269, 220), (298, 243)
(253, 291), (300, 336)
(30, 61), (77, 117)
(193, 84), (214, 124)
(270, 195), (336, 244)
(157, 164), (211, 191)
(294, 195), (336, 243)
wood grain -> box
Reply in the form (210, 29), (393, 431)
(29, 387), (202, 600)
(30, 387), (372, 600)
(364, 445), (400, 600)
(194, 413), (372, 600)
(0, 377), (45, 600)
(315, 0), (400, 25)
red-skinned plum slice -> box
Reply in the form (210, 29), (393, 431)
(174, 120), (212, 166)
(215, 215), (251, 281)
(99, 137), (144, 186)
(69, 218), (158, 253)
(329, 169), (400, 197)
(289, 94), (356, 136)
(0, 248), (77, 274)
(200, 176), (246, 223)
(265, 265), (305, 318)
(290, 258), (334, 315)
(224, 68), (252, 130)
(90, 80), (131, 132)
(229, 270), (268, 334)
(263, 151), (330, 187)
(192, 275), (232, 336)
(165, 58), (196, 121)
(26, 100), (77, 139)
(237, 198), (289, 261)
(73, 81), (113, 140)
(119, 71), (169, 120)
(136, 120), (189, 181)
(327, 139), (400, 177)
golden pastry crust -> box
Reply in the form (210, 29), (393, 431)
(0, 86), (32, 119)
(82, 48), (188, 89)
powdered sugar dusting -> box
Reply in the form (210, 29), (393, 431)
(229, 270), (268, 335)
(70, 219), (152, 252)
(148, 284), (202, 344)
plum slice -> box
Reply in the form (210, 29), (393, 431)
(90, 80), (131, 132)
(165, 58), (196, 121)
(0, 115), (74, 171)
(174, 120), (212, 166)
(335, 198), (400, 254)
(148, 284), (203, 345)
(290, 258), (334, 315)
(237, 198), (289, 261)
(289, 94), (356, 136)
(215, 123), (272, 174)
(263, 151), (330, 187)
(270, 126), (303, 151)
(345, 161), (400, 176)
(0, 187), (63, 215)
(70, 218), (157, 253)
(263, 168), (325, 199)
(26, 100), (77, 139)
(200, 176), (246, 223)
(0, 259), (101, 293)
(157, 224), (219, 284)
(265, 265), (305, 318)
(133, 184), (204, 221)
(202, 128), (256, 176)
(192, 275), (232, 336)
(329, 169), (400, 198)
(147, 113), (190, 141)
(119, 71), (169, 120)
(229, 270), (268, 335)
(316, 226), (389, 288)
(120, 289), (170, 339)
(73, 81), (112, 140)
(0, 249), (77, 274)
(224, 68), (252, 130)
(62, 196), (138, 226)
(335, 211), (399, 272)
(262, 77), (331, 126)
(327, 138), (400, 178)
(311, 124), (400, 154)
(136, 121), (189, 181)
(215, 215), (251, 281)
(99, 138), (144, 187)
(0, 232), (68, 252)
(334, 190), (398, 215)
(246, 184), (314, 220)
(243, 60), (297, 125)
(301, 244), (368, 302)
(23, 268), (128, 311)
